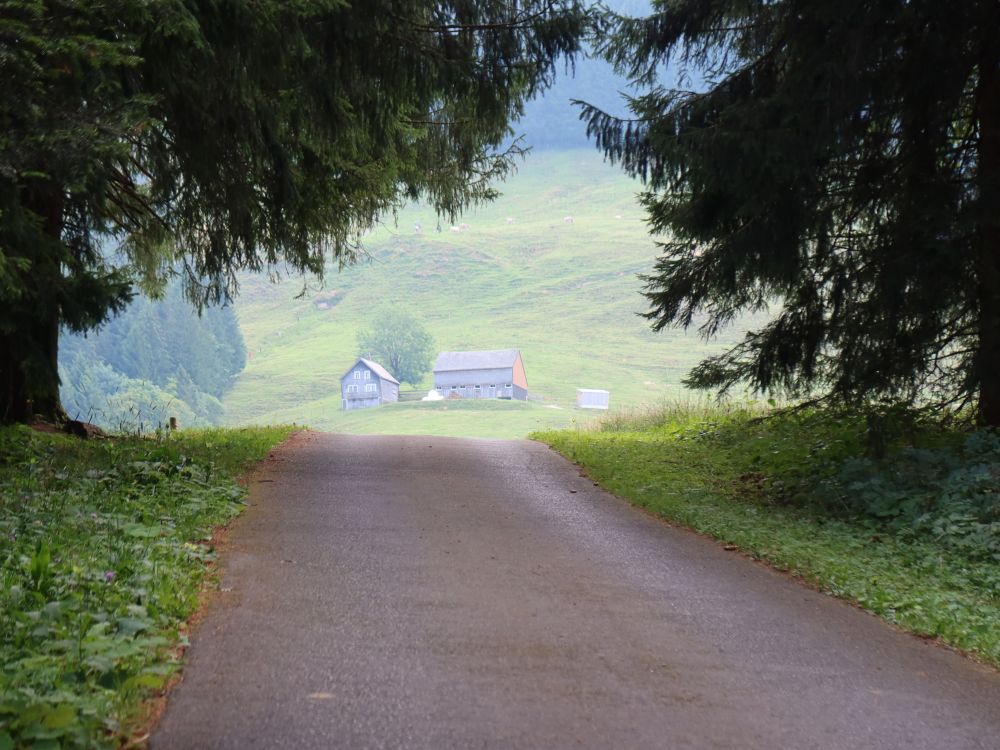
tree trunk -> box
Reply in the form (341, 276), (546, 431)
(0, 315), (61, 424)
(0, 332), (31, 423)
(977, 42), (1000, 427)
(29, 303), (63, 421)
(0, 185), (65, 424)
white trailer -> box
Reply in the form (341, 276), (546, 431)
(576, 388), (610, 409)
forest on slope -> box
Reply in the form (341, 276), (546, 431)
(59, 283), (246, 430)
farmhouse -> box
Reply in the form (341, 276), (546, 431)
(433, 349), (528, 400)
(340, 358), (400, 410)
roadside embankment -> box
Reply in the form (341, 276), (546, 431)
(0, 424), (295, 749)
(535, 406), (1000, 668)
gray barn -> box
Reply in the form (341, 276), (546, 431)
(433, 349), (528, 400)
(340, 358), (400, 410)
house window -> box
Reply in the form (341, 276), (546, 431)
(346, 384), (359, 393)
(363, 371), (371, 380)
(505, 383), (512, 388)
(353, 371), (361, 379)
(365, 383), (377, 392)
(450, 386), (457, 391)
(474, 385), (482, 390)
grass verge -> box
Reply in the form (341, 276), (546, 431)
(0, 424), (295, 749)
(534, 406), (1000, 668)
(276, 397), (594, 440)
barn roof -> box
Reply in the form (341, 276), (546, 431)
(342, 357), (400, 384)
(433, 349), (520, 372)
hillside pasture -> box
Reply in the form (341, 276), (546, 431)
(223, 151), (764, 436)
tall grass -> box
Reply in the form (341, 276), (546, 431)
(593, 397), (771, 433)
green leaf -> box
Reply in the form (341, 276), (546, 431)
(124, 523), (161, 538)
(84, 655), (114, 674)
(127, 673), (166, 690)
(116, 617), (148, 636)
(0, 731), (14, 750)
(42, 704), (76, 729)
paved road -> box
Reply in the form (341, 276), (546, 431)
(152, 432), (1000, 749)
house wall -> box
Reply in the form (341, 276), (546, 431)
(433, 367), (520, 399)
(380, 378), (399, 404)
(512, 354), (529, 390)
(343, 396), (381, 410)
(434, 367), (513, 389)
(341, 361), (402, 410)
(433, 367), (531, 400)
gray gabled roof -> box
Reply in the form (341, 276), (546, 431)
(359, 358), (400, 384)
(342, 357), (400, 385)
(433, 349), (519, 372)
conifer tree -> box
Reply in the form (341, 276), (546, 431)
(0, 0), (588, 423)
(580, 0), (1000, 424)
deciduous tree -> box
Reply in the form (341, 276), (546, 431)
(358, 311), (435, 386)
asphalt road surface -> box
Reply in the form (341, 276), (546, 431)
(151, 432), (1000, 749)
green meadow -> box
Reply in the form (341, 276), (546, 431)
(223, 150), (763, 436)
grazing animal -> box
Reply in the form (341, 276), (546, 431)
(563, 216), (574, 224)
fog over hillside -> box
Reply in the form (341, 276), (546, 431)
(515, 0), (660, 151)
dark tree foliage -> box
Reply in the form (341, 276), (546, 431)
(0, 0), (588, 423)
(579, 0), (1000, 425)
(1, 1), (139, 422)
